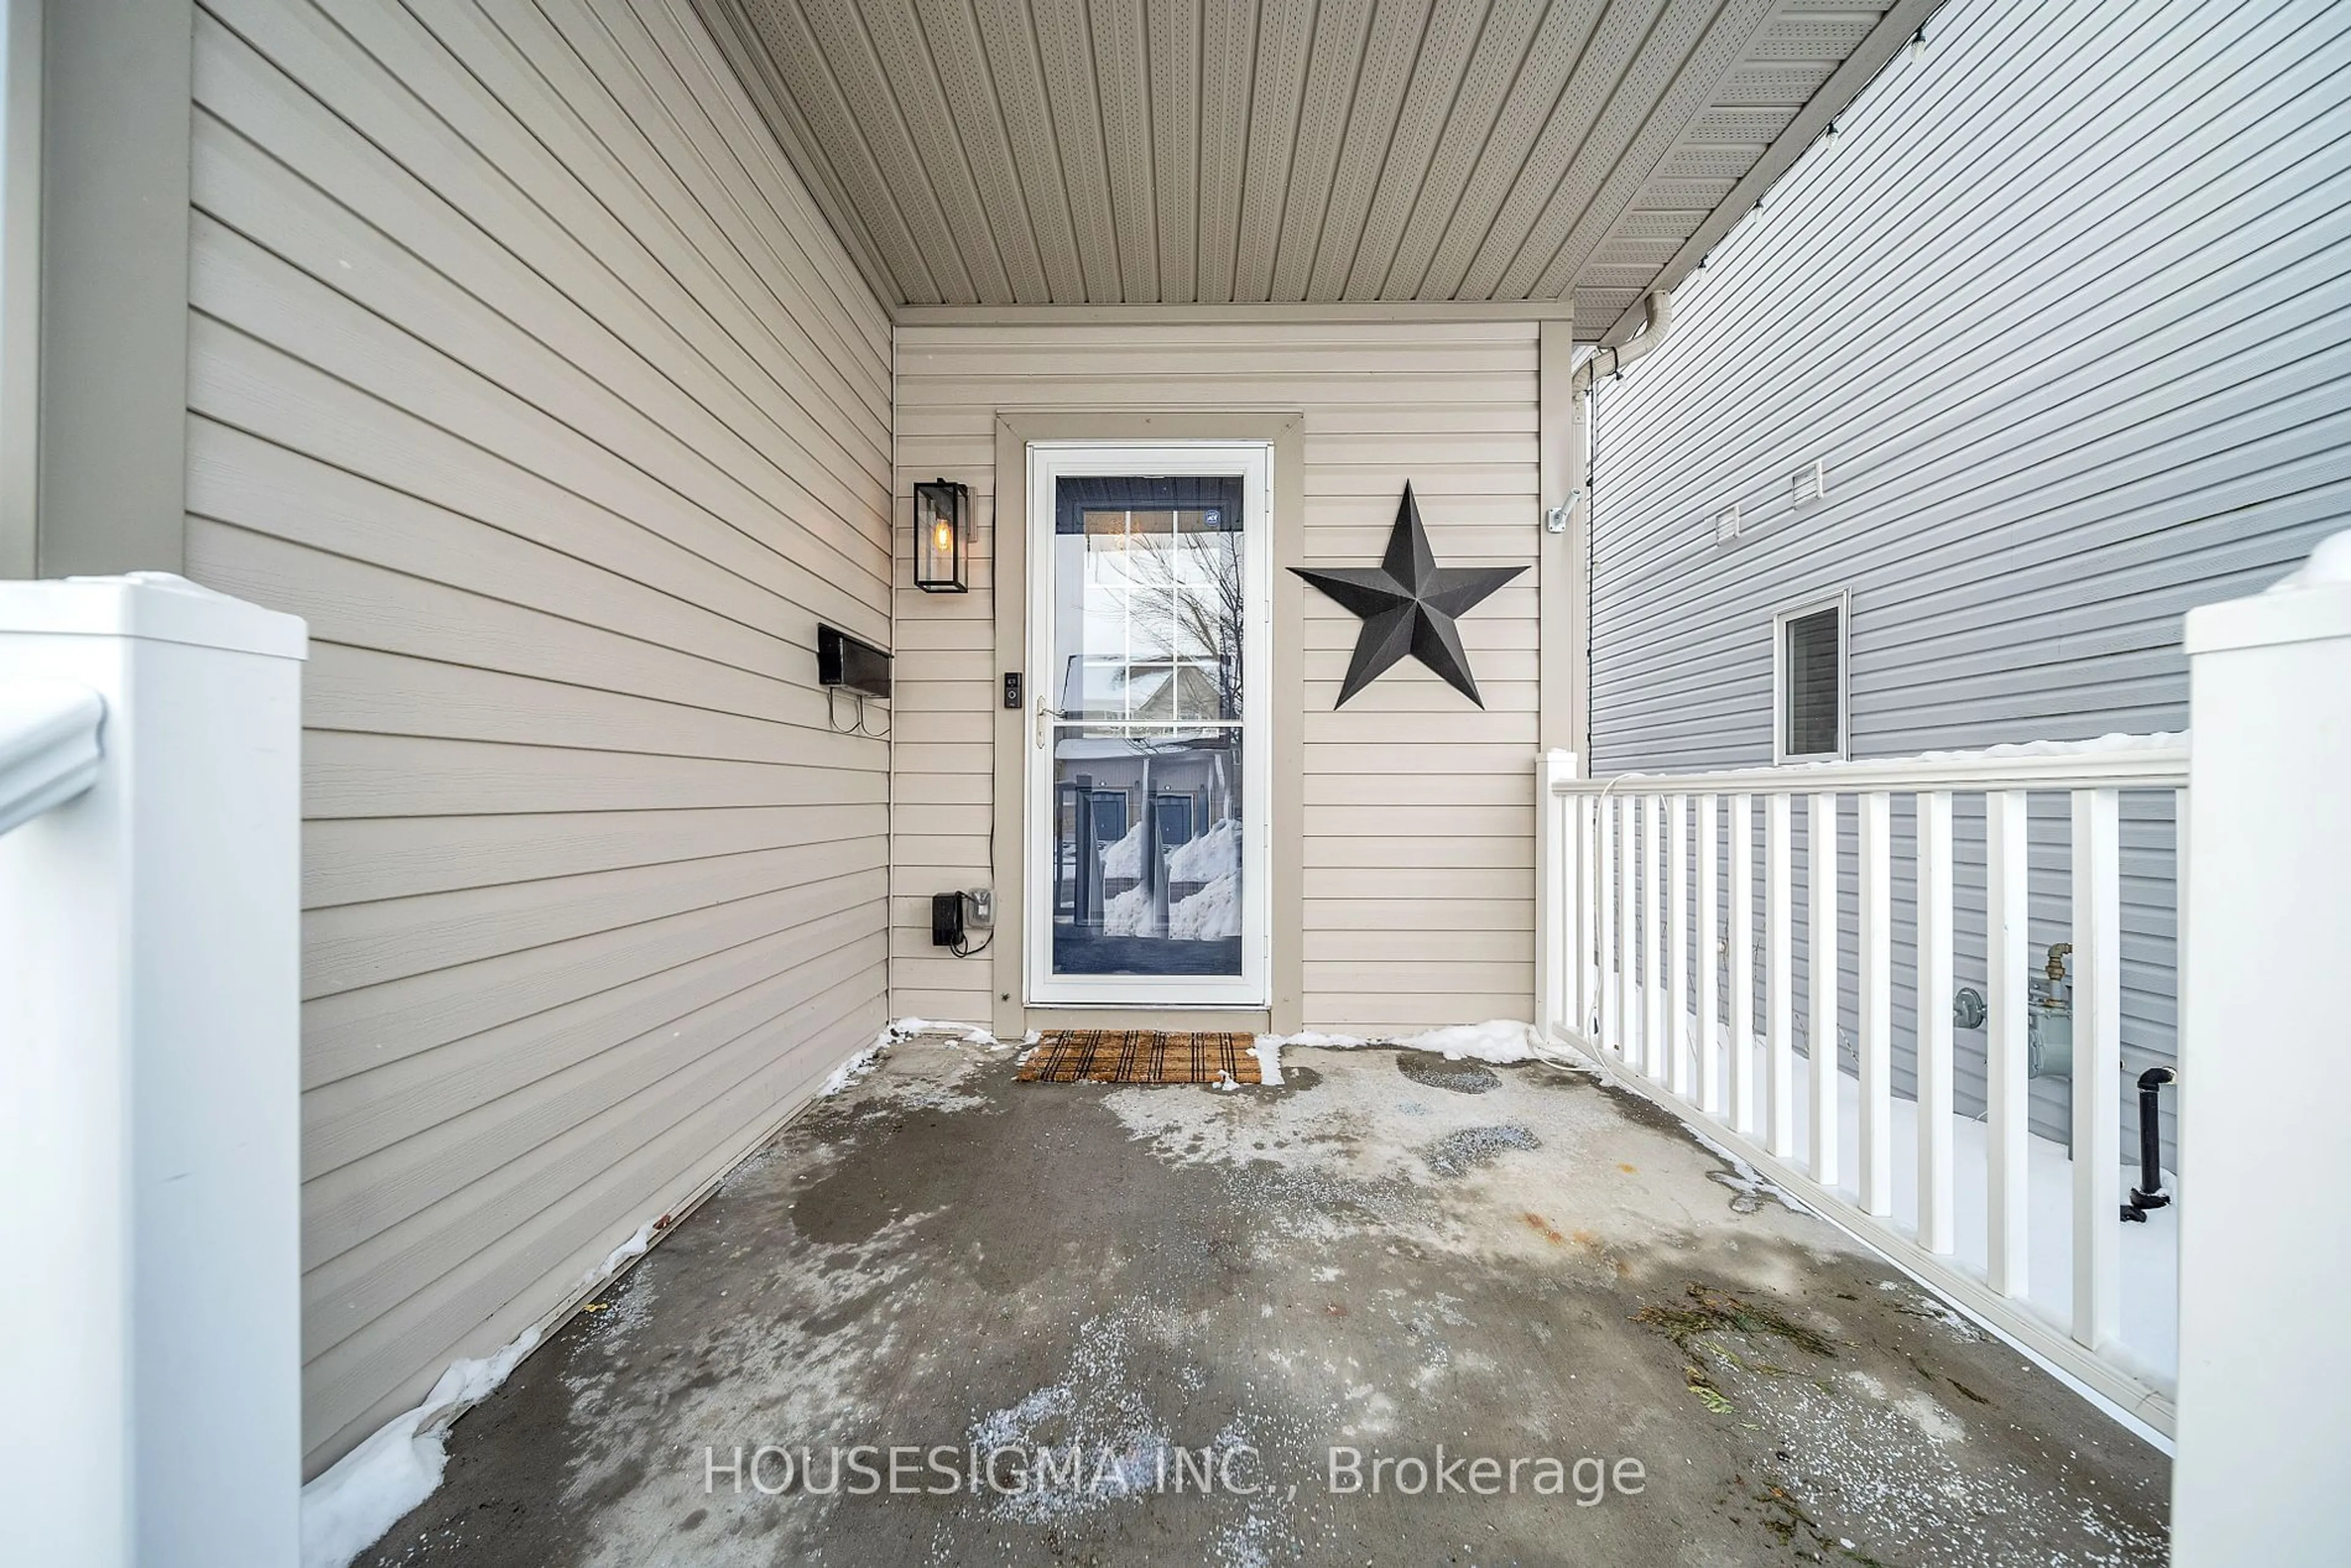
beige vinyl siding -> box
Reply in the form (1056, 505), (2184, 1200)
(181, 0), (893, 1475)
(891, 322), (1539, 1031)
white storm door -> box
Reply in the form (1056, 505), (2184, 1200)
(1024, 442), (1272, 1008)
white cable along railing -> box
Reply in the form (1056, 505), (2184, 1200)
(1535, 737), (2188, 1437)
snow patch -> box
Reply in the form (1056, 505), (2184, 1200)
(1101, 821), (1145, 878)
(1246, 1037), (1285, 1086)
(1102, 883), (1151, 936)
(1168, 872), (1240, 939)
(588, 1219), (660, 1285)
(2267, 527), (2351, 591)
(821, 1017), (1002, 1098)
(1932, 729), (2183, 759)
(1892, 1391), (1967, 1446)
(1167, 817), (1239, 882)
(1679, 1122), (1808, 1217)
(819, 1037), (890, 1097)
(300, 1207), (673, 1568)
(883, 1016), (999, 1048)
(1601, 729), (2185, 786)
(1257, 1019), (1538, 1064)
(1405, 1019), (1539, 1063)
(966, 1310), (1180, 1526)
(1256, 1028), (1372, 1050)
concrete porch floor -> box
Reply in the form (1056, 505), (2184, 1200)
(359, 1031), (2167, 1567)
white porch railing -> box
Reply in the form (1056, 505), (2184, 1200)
(1, 574), (309, 1568)
(1535, 737), (2189, 1437)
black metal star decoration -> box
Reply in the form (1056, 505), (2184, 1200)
(1291, 483), (1526, 708)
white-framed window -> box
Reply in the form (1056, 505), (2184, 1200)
(1772, 591), (1848, 763)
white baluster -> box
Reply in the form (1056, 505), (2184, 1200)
(1809, 792), (1839, 1187)
(2072, 787), (2121, 1349)
(1728, 793), (1755, 1135)
(1766, 793), (1794, 1157)
(1644, 795), (1667, 1081)
(1573, 794), (1595, 1038)
(1618, 795), (1638, 1063)
(1987, 789), (2029, 1296)
(1857, 790), (1893, 1215)
(1697, 794), (1720, 1115)
(1917, 790), (1955, 1255)
(1668, 794), (1690, 1097)
(1596, 796), (1618, 1052)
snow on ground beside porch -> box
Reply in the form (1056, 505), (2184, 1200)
(1638, 1030), (2180, 1390)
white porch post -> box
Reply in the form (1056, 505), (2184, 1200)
(1535, 749), (1578, 1041)
(0, 574), (307, 1568)
(2172, 538), (2351, 1567)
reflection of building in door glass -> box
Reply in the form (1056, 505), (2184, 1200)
(1052, 737), (1245, 976)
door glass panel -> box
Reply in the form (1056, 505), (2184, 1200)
(1048, 474), (1247, 980)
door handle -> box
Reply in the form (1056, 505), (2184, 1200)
(1035, 703), (1070, 749)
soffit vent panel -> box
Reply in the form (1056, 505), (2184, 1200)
(693, 0), (1926, 318)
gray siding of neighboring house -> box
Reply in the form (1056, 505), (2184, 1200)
(1587, 0), (2350, 1161)
(181, 0), (893, 1474)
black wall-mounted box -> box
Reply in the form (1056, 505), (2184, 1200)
(817, 625), (891, 700)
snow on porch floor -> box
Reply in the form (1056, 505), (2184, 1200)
(354, 1030), (2169, 1568)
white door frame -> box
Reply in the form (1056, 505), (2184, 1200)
(1023, 440), (1273, 1008)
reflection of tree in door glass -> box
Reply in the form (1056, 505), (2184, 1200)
(1115, 515), (1245, 722)
(1068, 508), (1243, 724)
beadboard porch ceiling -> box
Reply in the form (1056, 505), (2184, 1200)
(691, 0), (1933, 340)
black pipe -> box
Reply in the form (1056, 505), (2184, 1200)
(2121, 1067), (2176, 1222)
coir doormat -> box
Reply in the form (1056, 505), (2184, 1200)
(1017, 1029), (1261, 1085)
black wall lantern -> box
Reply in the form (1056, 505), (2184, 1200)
(913, 477), (970, 593)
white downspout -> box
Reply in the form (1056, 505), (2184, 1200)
(1548, 289), (1677, 539)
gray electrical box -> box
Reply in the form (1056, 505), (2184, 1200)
(931, 888), (993, 948)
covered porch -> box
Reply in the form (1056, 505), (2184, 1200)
(0, 0), (2344, 1564)
(343, 1029), (2167, 1567)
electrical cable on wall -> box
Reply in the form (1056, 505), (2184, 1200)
(827, 685), (890, 738)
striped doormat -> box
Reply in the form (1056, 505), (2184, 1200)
(1017, 1029), (1261, 1085)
